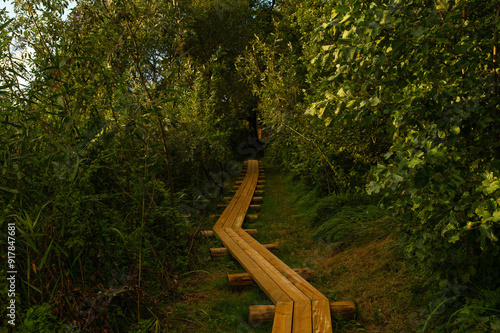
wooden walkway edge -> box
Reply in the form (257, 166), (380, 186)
(212, 160), (335, 332)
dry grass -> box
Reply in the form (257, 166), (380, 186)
(315, 235), (422, 332)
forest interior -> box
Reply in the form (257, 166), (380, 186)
(1, 0), (500, 332)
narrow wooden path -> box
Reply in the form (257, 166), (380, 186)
(212, 160), (334, 332)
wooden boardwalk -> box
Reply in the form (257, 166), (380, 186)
(212, 160), (334, 332)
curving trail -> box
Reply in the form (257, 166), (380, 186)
(213, 160), (333, 333)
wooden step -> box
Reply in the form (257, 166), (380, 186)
(242, 170), (264, 175)
(248, 301), (356, 324)
(242, 164), (263, 168)
(201, 229), (257, 237)
(228, 268), (311, 288)
(210, 243), (279, 259)
(252, 197), (263, 203)
(237, 179), (266, 184)
(213, 229), (294, 303)
(249, 205), (260, 211)
(210, 214), (258, 220)
(233, 185), (264, 190)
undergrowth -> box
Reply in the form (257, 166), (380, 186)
(284, 175), (500, 333)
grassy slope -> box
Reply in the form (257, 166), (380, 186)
(163, 160), (426, 332)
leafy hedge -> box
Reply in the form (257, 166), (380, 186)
(241, 0), (500, 328)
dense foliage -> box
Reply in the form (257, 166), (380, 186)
(1, 0), (271, 330)
(2, 0), (499, 331)
(240, 0), (500, 330)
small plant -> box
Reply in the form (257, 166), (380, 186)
(19, 304), (58, 333)
(447, 288), (500, 333)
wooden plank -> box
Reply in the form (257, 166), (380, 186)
(210, 243), (278, 259)
(228, 268), (311, 288)
(272, 302), (293, 333)
(237, 229), (327, 301)
(221, 161), (257, 230)
(248, 301), (356, 322)
(231, 189), (264, 195)
(246, 214), (259, 220)
(249, 305), (275, 325)
(292, 301), (312, 332)
(313, 299), (333, 333)
(328, 301), (356, 319)
(224, 228), (310, 303)
(236, 226), (333, 331)
(215, 161), (257, 229)
(229, 161), (259, 229)
(202, 229), (257, 237)
(252, 197), (263, 203)
(213, 228), (292, 303)
(220, 160), (258, 230)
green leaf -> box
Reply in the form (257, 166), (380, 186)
(435, 0), (449, 11)
(342, 46), (356, 60)
(337, 88), (347, 98)
(369, 96), (381, 106)
(412, 27), (424, 38)
(0, 186), (19, 194)
(449, 233), (460, 243)
(479, 224), (498, 242)
(414, 170), (429, 188)
(0, 19), (14, 32)
(380, 10), (391, 24)
(39, 240), (54, 272)
(491, 318), (500, 331)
